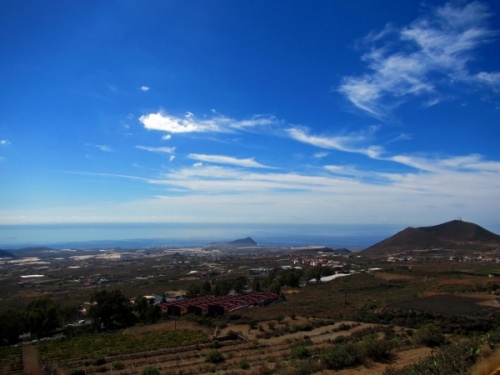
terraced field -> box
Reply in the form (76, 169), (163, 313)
(30, 319), (429, 375)
(0, 345), (23, 375)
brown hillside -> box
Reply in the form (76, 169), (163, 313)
(361, 220), (500, 256)
(420, 220), (500, 242)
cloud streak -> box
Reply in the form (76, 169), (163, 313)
(188, 154), (273, 168)
(136, 145), (176, 154)
(338, 1), (498, 117)
(139, 111), (278, 135)
(287, 126), (384, 159)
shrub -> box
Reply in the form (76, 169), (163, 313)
(358, 334), (392, 361)
(70, 370), (86, 375)
(384, 338), (481, 375)
(294, 322), (313, 332)
(414, 324), (446, 347)
(140, 366), (160, 375)
(205, 349), (225, 364)
(321, 343), (359, 370)
(290, 345), (310, 360)
(112, 360), (125, 370)
(212, 339), (221, 348)
(239, 357), (250, 369)
(93, 357), (106, 366)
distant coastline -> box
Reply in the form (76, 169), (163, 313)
(0, 222), (402, 250)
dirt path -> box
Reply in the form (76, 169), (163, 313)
(23, 345), (44, 375)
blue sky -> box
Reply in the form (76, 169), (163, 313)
(1, 1), (499, 231)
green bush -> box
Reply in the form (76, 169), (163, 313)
(294, 322), (313, 332)
(358, 334), (392, 361)
(93, 357), (105, 366)
(414, 324), (446, 347)
(205, 349), (224, 364)
(290, 345), (310, 360)
(239, 357), (250, 369)
(140, 366), (160, 375)
(112, 360), (125, 370)
(383, 338), (481, 375)
(320, 343), (359, 370)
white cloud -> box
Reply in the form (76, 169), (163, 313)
(313, 152), (329, 159)
(287, 126), (384, 158)
(139, 111), (278, 135)
(188, 154), (272, 168)
(338, 1), (497, 117)
(162, 134), (172, 141)
(136, 145), (176, 154)
(0, 139), (11, 146)
(230, 115), (278, 129)
(86, 144), (113, 152)
(475, 71), (500, 92)
(139, 112), (220, 134)
(324, 164), (362, 177)
(7, 153), (500, 228)
(140, 85), (150, 92)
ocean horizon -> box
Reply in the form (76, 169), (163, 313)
(0, 222), (405, 250)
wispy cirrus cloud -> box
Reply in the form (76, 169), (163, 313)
(139, 111), (278, 135)
(86, 143), (113, 152)
(474, 71), (500, 92)
(136, 145), (176, 154)
(287, 126), (384, 159)
(188, 154), (272, 168)
(287, 125), (500, 177)
(338, 1), (498, 117)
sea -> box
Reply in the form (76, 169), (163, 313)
(0, 222), (405, 251)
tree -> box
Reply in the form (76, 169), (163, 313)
(24, 297), (60, 339)
(134, 296), (149, 316)
(305, 266), (323, 283)
(213, 280), (232, 296)
(232, 276), (247, 293)
(0, 309), (24, 345)
(142, 305), (161, 324)
(252, 278), (262, 292)
(134, 296), (160, 324)
(269, 280), (281, 294)
(201, 281), (211, 295)
(186, 283), (201, 297)
(281, 269), (302, 287)
(89, 289), (135, 331)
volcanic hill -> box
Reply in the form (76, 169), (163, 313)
(361, 220), (500, 256)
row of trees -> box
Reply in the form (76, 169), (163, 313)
(0, 297), (63, 344)
(184, 266), (332, 298)
(185, 276), (249, 297)
(0, 290), (163, 345)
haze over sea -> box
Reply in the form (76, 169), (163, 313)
(0, 223), (404, 250)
